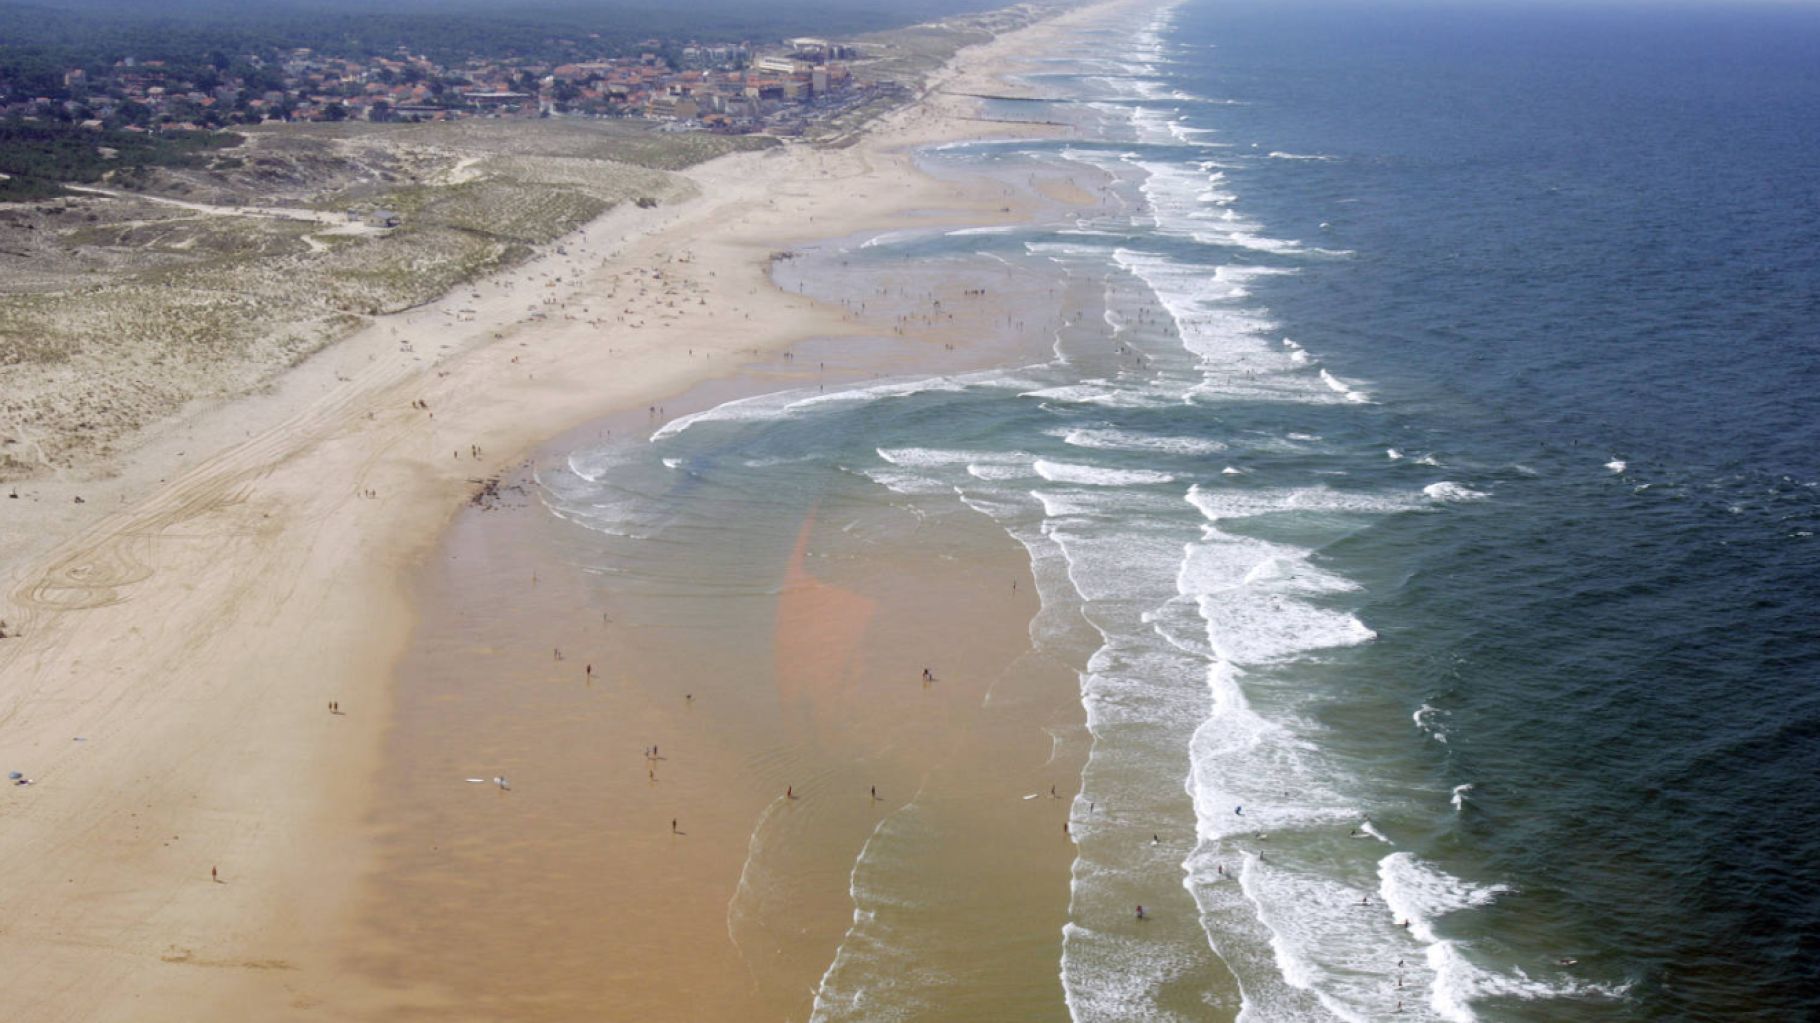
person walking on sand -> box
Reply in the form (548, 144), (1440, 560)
(1136, 905), (1147, 921)
(671, 819), (678, 834)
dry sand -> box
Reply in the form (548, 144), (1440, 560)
(0, 0), (1145, 1018)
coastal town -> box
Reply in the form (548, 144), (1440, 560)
(7, 34), (895, 136)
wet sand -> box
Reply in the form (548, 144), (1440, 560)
(363, 441), (1085, 1020)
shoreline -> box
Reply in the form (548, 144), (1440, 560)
(0, 1), (1147, 1018)
(362, 400), (1080, 1018)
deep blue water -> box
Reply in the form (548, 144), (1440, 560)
(1184, 0), (1820, 1015)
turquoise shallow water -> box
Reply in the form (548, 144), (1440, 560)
(539, 1), (1820, 1018)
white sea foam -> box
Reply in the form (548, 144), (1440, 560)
(1423, 482), (1489, 503)
(1169, 120), (1219, 144)
(1211, 230), (1310, 254)
(1192, 575), (1375, 664)
(1267, 151), (1337, 161)
(1186, 483), (1419, 522)
(1021, 380), (1179, 408)
(648, 389), (807, 442)
(1231, 850), (1418, 1022)
(1450, 783), (1473, 812)
(859, 467), (952, 497)
(784, 375), (973, 412)
(1061, 921), (1201, 1021)
(1319, 369), (1374, 403)
(1427, 946), (1631, 1023)
(1057, 427), (1228, 456)
(1414, 703), (1449, 744)
(1381, 853), (1624, 1019)
(1108, 249), (1366, 407)
(652, 372), (1020, 443)
(1606, 459), (1627, 474)
(1035, 459), (1176, 486)
(565, 446), (624, 484)
(874, 446), (1035, 483)
(1022, 382), (1119, 403)
(808, 802), (954, 1023)
(877, 447), (994, 469)
(858, 228), (925, 249)
(1379, 853), (1508, 945)
(1029, 488), (1180, 522)
(966, 462), (1034, 481)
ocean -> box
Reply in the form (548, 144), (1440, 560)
(536, 1), (1820, 1018)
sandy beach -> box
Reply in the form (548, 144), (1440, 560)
(0, 1), (1140, 1019)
